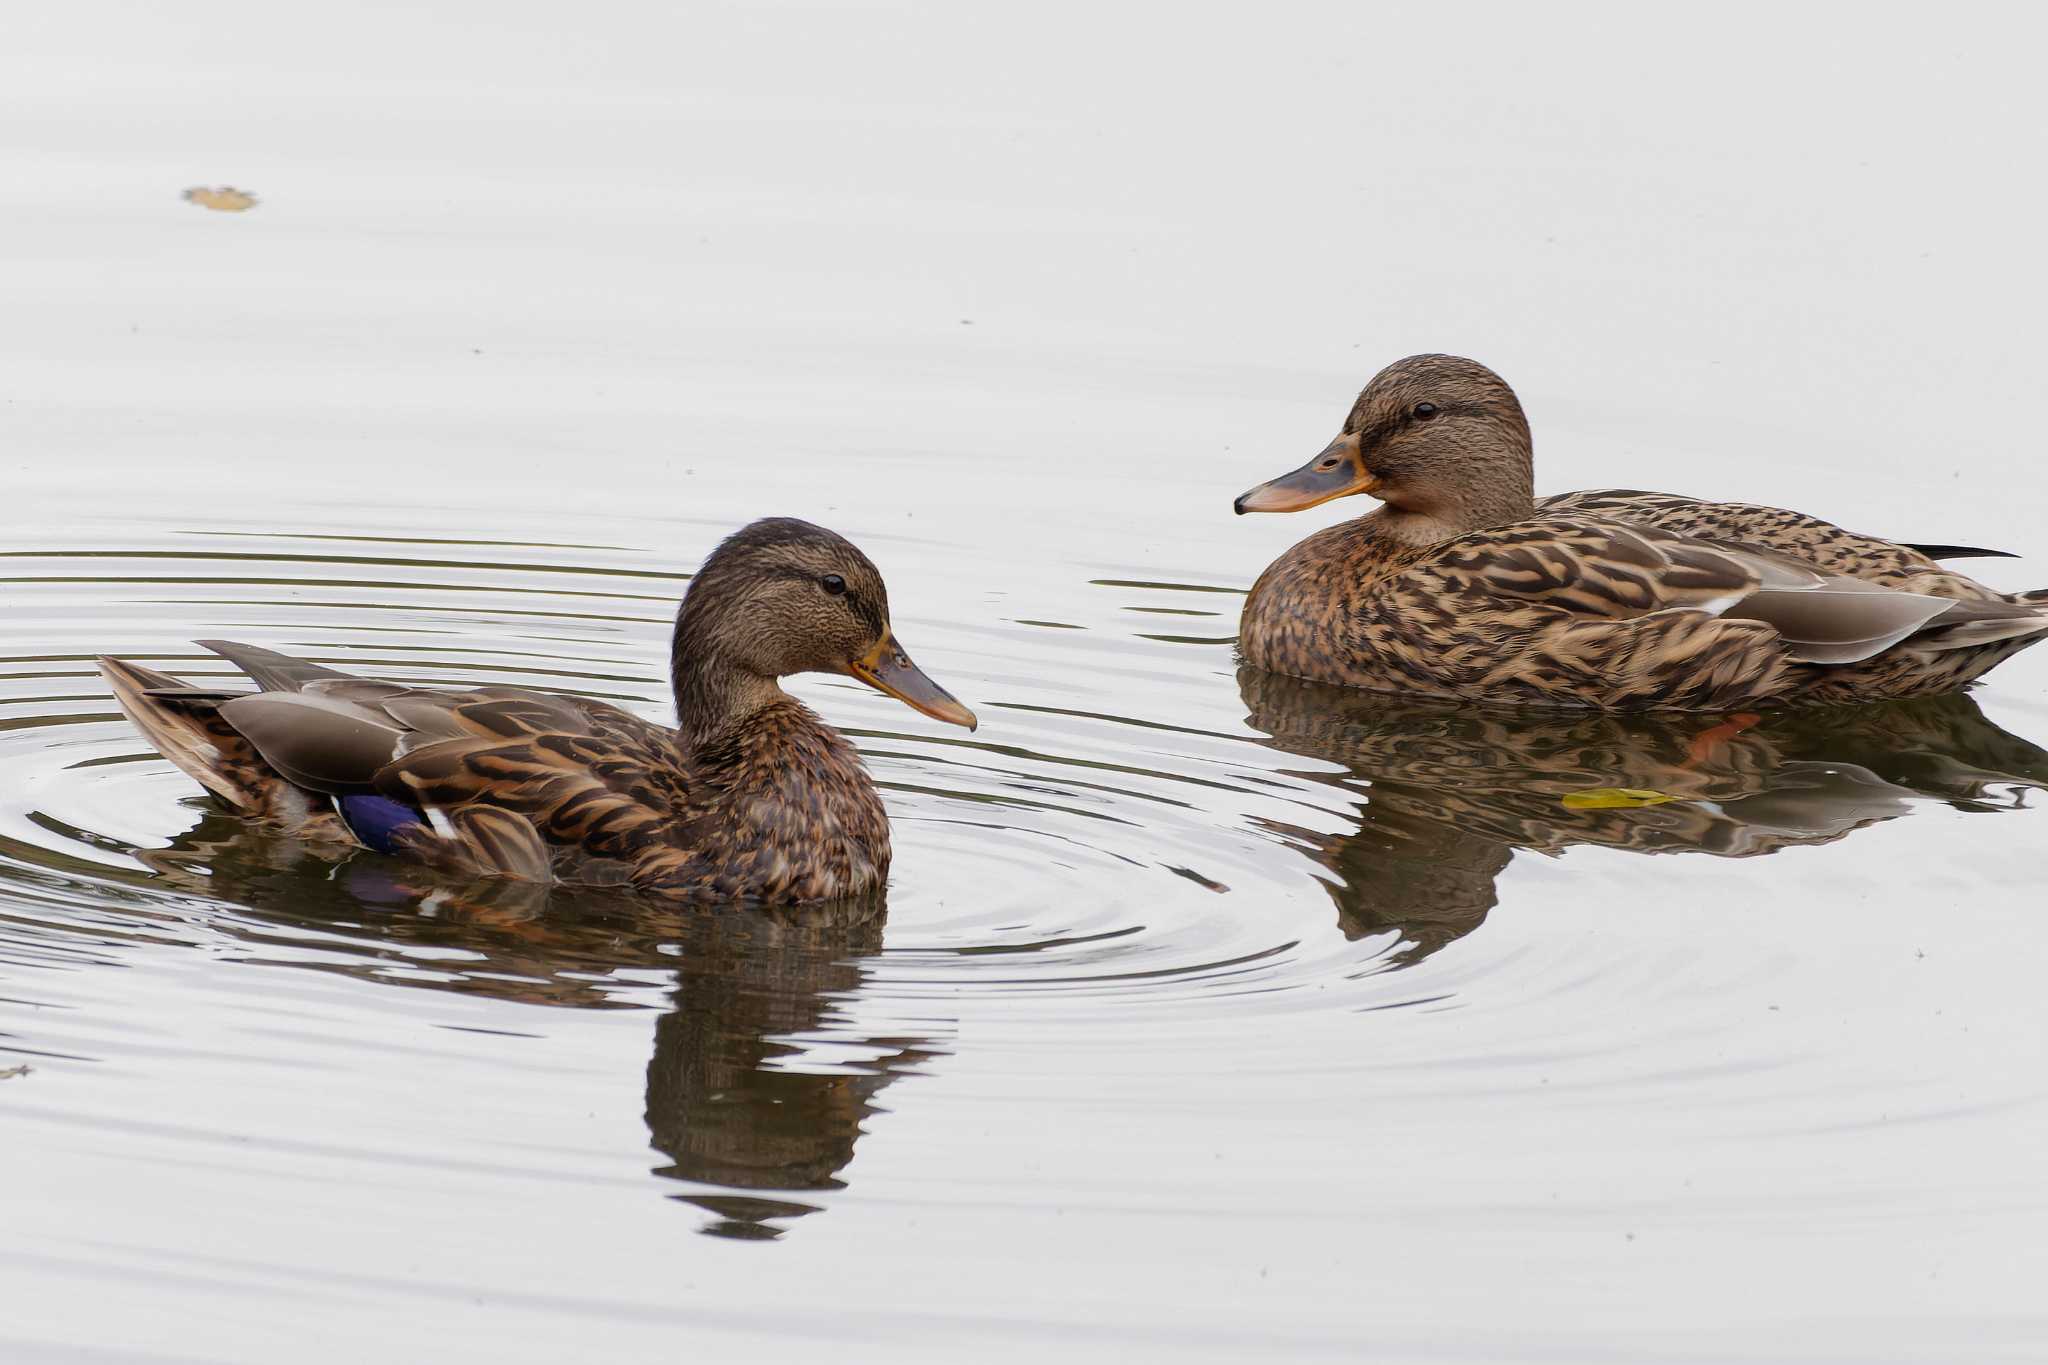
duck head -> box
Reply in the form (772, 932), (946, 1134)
(673, 518), (976, 733)
(1234, 354), (1535, 530)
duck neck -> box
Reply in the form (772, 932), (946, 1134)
(1369, 489), (1534, 546)
(1371, 436), (1536, 545)
(670, 634), (789, 755)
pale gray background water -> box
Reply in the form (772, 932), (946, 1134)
(5, 4), (2047, 1362)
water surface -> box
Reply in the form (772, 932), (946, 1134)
(6, 5), (2048, 1361)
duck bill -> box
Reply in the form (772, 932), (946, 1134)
(1233, 433), (1379, 514)
(849, 634), (977, 730)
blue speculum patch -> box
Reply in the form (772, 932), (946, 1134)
(336, 794), (426, 854)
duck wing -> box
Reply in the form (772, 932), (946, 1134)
(1535, 491), (2026, 588)
(198, 639), (358, 693)
(1434, 519), (1969, 665)
(192, 641), (686, 881)
(373, 710), (687, 872)
(1443, 520), (1818, 616)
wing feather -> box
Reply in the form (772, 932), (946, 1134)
(1439, 521), (1776, 619)
(198, 640), (355, 693)
(124, 640), (693, 884)
(1428, 517), (2013, 667)
(216, 691), (408, 793)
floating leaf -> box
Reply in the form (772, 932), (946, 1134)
(0, 1064), (29, 1080)
(183, 186), (259, 213)
(1561, 787), (1680, 811)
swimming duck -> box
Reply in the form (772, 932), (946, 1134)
(1234, 354), (2048, 709)
(100, 517), (976, 902)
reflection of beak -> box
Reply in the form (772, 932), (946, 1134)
(849, 633), (978, 730)
(1233, 432), (1379, 514)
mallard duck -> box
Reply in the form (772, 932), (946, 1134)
(100, 517), (976, 903)
(1234, 354), (2048, 709)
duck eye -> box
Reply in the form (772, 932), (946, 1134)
(821, 573), (847, 596)
(1412, 402), (1439, 420)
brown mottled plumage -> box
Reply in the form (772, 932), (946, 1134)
(1235, 355), (2048, 709)
(99, 518), (977, 904)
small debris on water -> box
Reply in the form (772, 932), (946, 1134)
(183, 186), (259, 213)
(0, 1064), (31, 1080)
(1165, 865), (1230, 893)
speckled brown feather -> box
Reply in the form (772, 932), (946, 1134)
(1535, 489), (2006, 601)
(1239, 356), (2048, 709)
(98, 519), (967, 904)
(105, 647), (890, 903)
(1243, 516), (1807, 709)
(374, 688), (889, 901)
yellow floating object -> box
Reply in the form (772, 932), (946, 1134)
(183, 186), (259, 213)
(1561, 787), (1680, 811)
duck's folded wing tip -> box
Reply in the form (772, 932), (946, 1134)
(1727, 585), (1955, 665)
(216, 691), (407, 794)
(197, 639), (354, 692)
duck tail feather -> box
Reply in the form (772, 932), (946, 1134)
(1901, 542), (2021, 561)
(98, 656), (262, 809)
(1915, 599), (2048, 651)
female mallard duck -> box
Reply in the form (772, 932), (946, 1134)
(1234, 354), (2048, 709)
(99, 517), (976, 902)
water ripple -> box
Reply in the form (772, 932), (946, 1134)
(6, 514), (2047, 1239)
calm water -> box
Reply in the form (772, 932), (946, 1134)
(7, 5), (2048, 1362)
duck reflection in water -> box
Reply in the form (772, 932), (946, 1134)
(644, 902), (941, 1240)
(132, 817), (933, 1240)
(1237, 667), (2048, 966)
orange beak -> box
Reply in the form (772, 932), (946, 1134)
(849, 632), (977, 730)
(1233, 431), (1380, 514)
